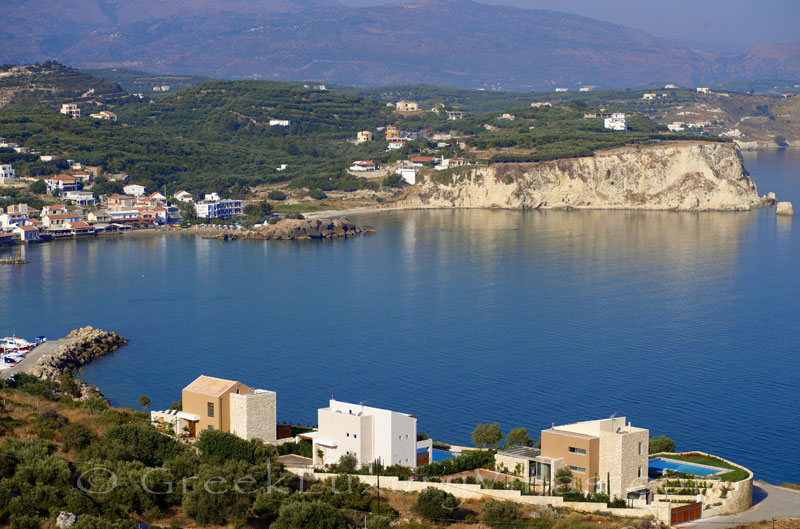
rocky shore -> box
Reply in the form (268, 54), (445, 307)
(29, 327), (128, 378)
(211, 217), (374, 241)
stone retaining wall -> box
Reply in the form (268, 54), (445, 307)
(287, 470), (672, 523)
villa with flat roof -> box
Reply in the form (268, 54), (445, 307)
(536, 417), (649, 500)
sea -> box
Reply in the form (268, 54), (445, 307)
(2, 149), (798, 484)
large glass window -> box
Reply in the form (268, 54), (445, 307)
(569, 465), (586, 473)
(569, 447), (587, 455)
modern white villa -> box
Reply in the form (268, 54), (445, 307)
(306, 399), (418, 469)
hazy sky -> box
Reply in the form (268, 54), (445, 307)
(338, 0), (800, 48)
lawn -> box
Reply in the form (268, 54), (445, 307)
(650, 453), (751, 482)
(273, 203), (334, 214)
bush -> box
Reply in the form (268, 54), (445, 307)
(60, 423), (94, 452)
(268, 190), (287, 200)
(382, 174), (404, 187)
(337, 453), (358, 473)
(28, 179), (46, 194)
(196, 429), (255, 463)
(649, 435), (676, 453)
(271, 501), (352, 529)
(413, 487), (459, 520)
(415, 450), (493, 480)
(481, 500), (522, 528)
(308, 188), (327, 199)
(608, 497), (627, 508)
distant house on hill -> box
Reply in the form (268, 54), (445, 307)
(396, 100), (419, 112)
(269, 119), (291, 127)
(90, 110), (117, 122)
(356, 131), (374, 143)
(60, 103), (80, 118)
(45, 174), (78, 194)
(174, 190), (194, 203)
(350, 160), (378, 171)
(603, 113), (627, 131)
(642, 93), (656, 100)
(0, 164), (16, 185)
(123, 184), (146, 197)
(696, 87), (710, 94)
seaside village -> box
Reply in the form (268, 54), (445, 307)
(149, 374), (754, 525)
(0, 97), (648, 246)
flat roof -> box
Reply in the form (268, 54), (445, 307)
(497, 446), (541, 459)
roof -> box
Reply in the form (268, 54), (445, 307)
(183, 375), (241, 397)
(410, 156), (433, 162)
(108, 194), (134, 200)
(69, 221), (92, 229)
(46, 213), (81, 219)
(46, 204), (67, 209)
(18, 225), (39, 232)
(352, 160), (376, 166)
(50, 174), (76, 181)
(497, 446), (541, 460)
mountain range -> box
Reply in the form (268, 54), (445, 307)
(3, 0), (800, 90)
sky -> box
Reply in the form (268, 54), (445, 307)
(337, 0), (800, 48)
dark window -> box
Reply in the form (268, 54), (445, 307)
(208, 402), (214, 418)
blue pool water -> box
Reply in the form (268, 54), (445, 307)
(432, 449), (458, 462)
(648, 458), (724, 477)
(2, 150), (799, 484)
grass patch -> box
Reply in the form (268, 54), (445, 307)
(651, 453), (750, 482)
(273, 203), (332, 214)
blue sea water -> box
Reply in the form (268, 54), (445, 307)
(1, 149), (798, 484)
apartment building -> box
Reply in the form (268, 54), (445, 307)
(194, 199), (243, 220)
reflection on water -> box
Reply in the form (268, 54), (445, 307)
(0, 152), (798, 485)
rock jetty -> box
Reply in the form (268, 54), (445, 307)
(215, 217), (370, 241)
(29, 327), (128, 378)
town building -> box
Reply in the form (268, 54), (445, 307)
(642, 93), (656, 100)
(441, 157), (468, 168)
(194, 199), (243, 220)
(0, 164), (16, 184)
(87, 210), (111, 224)
(667, 122), (685, 132)
(604, 113), (628, 131)
(0, 211), (30, 230)
(123, 184), (146, 197)
(307, 399), (418, 468)
(60, 103), (80, 118)
(42, 204), (68, 216)
(498, 113), (516, 121)
(396, 100), (419, 112)
(555, 88), (569, 92)
(63, 191), (97, 207)
(531, 102), (552, 108)
(107, 210), (140, 223)
(13, 225), (40, 242)
(89, 111), (117, 121)
(39, 154), (59, 162)
(42, 212), (82, 228)
(65, 220), (96, 236)
(385, 126), (399, 140)
(356, 131), (374, 143)
(45, 174), (79, 194)
(107, 194), (136, 211)
(409, 156), (433, 167)
(579, 86), (595, 92)
(269, 119), (291, 127)
(173, 190), (194, 203)
(349, 161), (379, 172)
(446, 111), (465, 120)
(387, 140), (406, 150)
(8, 204), (29, 215)
(534, 417), (649, 500)
(696, 87), (710, 94)
(172, 375), (277, 442)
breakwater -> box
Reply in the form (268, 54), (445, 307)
(28, 327), (128, 378)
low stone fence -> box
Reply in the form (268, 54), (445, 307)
(287, 470), (672, 523)
(653, 452), (753, 518)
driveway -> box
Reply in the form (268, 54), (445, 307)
(682, 483), (800, 528)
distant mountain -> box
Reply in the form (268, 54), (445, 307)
(3, 0), (799, 90)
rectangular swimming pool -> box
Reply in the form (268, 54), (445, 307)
(649, 457), (725, 477)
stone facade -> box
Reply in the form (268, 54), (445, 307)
(229, 389), (277, 443)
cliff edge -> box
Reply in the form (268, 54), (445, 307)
(401, 142), (763, 211)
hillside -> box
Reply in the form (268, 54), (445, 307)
(2, 0), (800, 90)
(0, 62), (135, 109)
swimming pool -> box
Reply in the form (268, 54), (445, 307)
(648, 457), (725, 477)
(432, 449), (458, 462)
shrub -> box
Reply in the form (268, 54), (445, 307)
(382, 174), (404, 187)
(481, 500), (522, 528)
(413, 487), (459, 520)
(271, 501), (352, 529)
(308, 188), (327, 199)
(649, 435), (676, 453)
(337, 453), (358, 473)
(268, 190), (287, 200)
(60, 423), (94, 452)
(196, 429), (255, 463)
(608, 497), (627, 508)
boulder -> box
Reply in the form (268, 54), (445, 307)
(776, 201), (794, 216)
(56, 512), (77, 529)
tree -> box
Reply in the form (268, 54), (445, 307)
(308, 188), (327, 200)
(338, 453), (358, 473)
(244, 200), (273, 220)
(382, 174), (403, 187)
(481, 500), (521, 528)
(649, 435), (675, 454)
(136, 394), (151, 411)
(472, 422), (503, 448)
(271, 501), (352, 529)
(196, 429), (255, 463)
(413, 487), (459, 521)
(28, 179), (46, 194)
(554, 467), (574, 493)
(504, 427), (534, 447)
(774, 135), (788, 147)
(268, 190), (287, 200)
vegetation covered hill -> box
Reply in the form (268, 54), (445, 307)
(0, 61), (135, 109)
(86, 68), (211, 98)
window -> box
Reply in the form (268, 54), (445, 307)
(346, 433), (350, 437)
(569, 466), (586, 474)
(569, 447), (587, 455)
(207, 402), (214, 418)
(208, 425), (214, 430)
(354, 434), (357, 439)
(638, 466), (642, 478)
(638, 442), (643, 455)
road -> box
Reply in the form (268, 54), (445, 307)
(1, 337), (74, 379)
(682, 483), (800, 528)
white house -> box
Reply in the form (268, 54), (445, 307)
(45, 174), (79, 194)
(204, 192), (221, 202)
(173, 190), (194, 203)
(269, 119), (291, 127)
(555, 88), (569, 92)
(350, 161), (378, 172)
(308, 399), (418, 469)
(63, 190), (97, 206)
(696, 87), (710, 94)
(123, 184), (146, 197)
(604, 113), (628, 131)
(90, 111), (117, 122)
(0, 165), (16, 185)
(60, 104), (80, 118)
(14, 225), (40, 242)
(395, 100), (419, 112)
(642, 93), (656, 100)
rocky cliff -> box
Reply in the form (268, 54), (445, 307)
(402, 143), (764, 211)
(215, 217), (371, 241)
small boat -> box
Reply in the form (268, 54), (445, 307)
(0, 336), (33, 354)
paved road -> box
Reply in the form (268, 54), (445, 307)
(682, 483), (800, 528)
(1, 337), (73, 379)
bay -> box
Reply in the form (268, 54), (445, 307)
(1, 149), (798, 484)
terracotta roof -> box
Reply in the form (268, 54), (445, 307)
(410, 156), (433, 162)
(69, 221), (91, 229)
(183, 375), (243, 397)
(45, 204), (67, 209)
(109, 194), (134, 200)
(46, 213), (81, 219)
(19, 226), (38, 232)
(51, 174), (76, 181)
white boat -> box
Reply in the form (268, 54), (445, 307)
(1, 336), (34, 354)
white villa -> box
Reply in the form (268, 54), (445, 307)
(60, 103), (80, 118)
(308, 399), (418, 469)
(0, 164), (16, 185)
(604, 113), (628, 131)
(123, 184), (146, 197)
